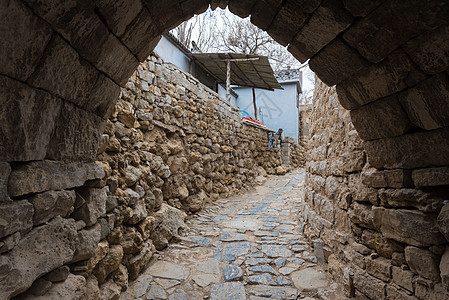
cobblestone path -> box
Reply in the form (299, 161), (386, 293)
(121, 169), (339, 300)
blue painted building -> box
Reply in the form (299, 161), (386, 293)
(233, 69), (302, 141)
(154, 33), (302, 141)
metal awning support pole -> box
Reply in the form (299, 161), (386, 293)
(226, 60), (231, 103)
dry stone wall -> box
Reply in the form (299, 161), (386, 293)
(301, 79), (449, 299)
(0, 54), (292, 299)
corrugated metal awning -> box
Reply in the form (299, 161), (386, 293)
(191, 53), (283, 91)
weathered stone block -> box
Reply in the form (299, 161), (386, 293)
(72, 223), (102, 263)
(353, 268), (386, 300)
(308, 38), (370, 86)
(0, 163), (11, 202)
(24, 0), (139, 85)
(374, 207), (445, 247)
(117, 8), (161, 61)
(84, 75), (120, 119)
(151, 203), (188, 250)
(0, 200), (34, 239)
(342, 150), (365, 173)
(8, 160), (104, 197)
(142, 0), (184, 32)
(0, 76), (62, 162)
(361, 230), (401, 259)
(349, 202), (376, 230)
(440, 247), (449, 290)
(180, 0), (210, 19)
(364, 128), (449, 169)
(45, 265), (70, 283)
(413, 167), (449, 188)
(336, 50), (415, 110)
(437, 203), (449, 242)
(392, 266), (414, 292)
(267, 0), (309, 46)
(250, 0), (283, 31)
(289, 0), (353, 62)
(29, 190), (76, 225)
(386, 284), (416, 300)
(0, 0), (52, 80)
(93, 0), (142, 38)
(126, 242), (155, 281)
(379, 188), (444, 213)
(342, 0), (384, 17)
(228, 0), (257, 18)
(72, 187), (107, 227)
(0, 217), (77, 299)
(93, 245), (124, 284)
(403, 25), (449, 74)
(398, 73), (449, 130)
(362, 168), (413, 189)
(366, 257), (391, 282)
(350, 95), (411, 141)
(27, 274), (87, 300)
(46, 101), (106, 162)
(27, 34), (98, 104)
(343, 0), (449, 63)
(405, 246), (441, 281)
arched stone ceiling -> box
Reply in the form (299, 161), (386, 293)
(1, 0), (449, 169)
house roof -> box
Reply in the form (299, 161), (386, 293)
(191, 53), (283, 91)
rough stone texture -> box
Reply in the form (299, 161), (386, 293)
(26, 274), (86, 300)
(302, 79), (449, 299)
(45, 266), (70, 283)
(266, 0), (309, 46)
(46, 101), (106, 162)
(438, 203), (449, 242)
(413, 167), (449, 188)
(343, 0), (449, 63)
(0, 200), (34, 239)
(398, 73), (449, 130)
(350, 95), (411, 141)
(308, 38), (370, 86)
(405, 246), (441, 281)
(27, 34), (99, 106)
(342, 0), (384, 17)
(72, 223), (102, 262)
(364, 128), (449, 169)
(8, 161), (104, 197)
(151, 204), (188, 250)
(362, 168), (413, 189)
(93, 245), (124, 284)
(440, 247), (449, 290)
(403, 24), (449, 74)
(0, 163), (10, 203)
(24, 0), (139, 85)
(336, 50), (419, 110)
(0, 76), (62, 162)
(289, 0), (353, 62)
(29, 190), (76, 225)
(374, 207), (445, 247)
(210, 282), (246, 300)
(148, 261), (190, 281)
(0, 217), (77, 299)
(0, 0), (53, 80)
(72, 187), (107, 227)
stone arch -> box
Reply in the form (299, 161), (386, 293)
(2, 0), (449, 169)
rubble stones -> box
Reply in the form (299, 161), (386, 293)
(0, 217), (77, 299)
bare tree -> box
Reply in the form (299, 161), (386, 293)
(171, 8), (299, 72)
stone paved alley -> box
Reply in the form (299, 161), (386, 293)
(121, 169), (339, 300)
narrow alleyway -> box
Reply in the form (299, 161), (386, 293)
(121, 169), (339, 300)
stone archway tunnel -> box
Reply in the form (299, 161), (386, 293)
(1, 0), (449, 299)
